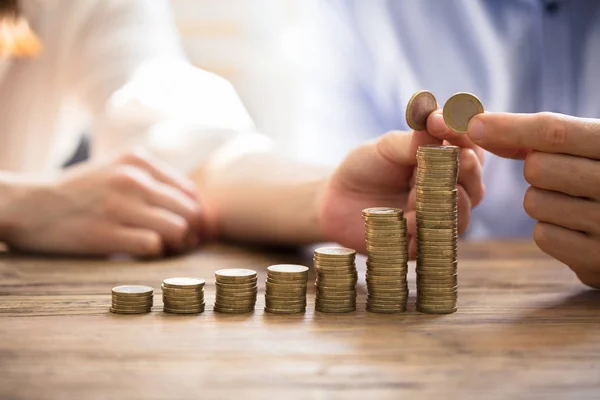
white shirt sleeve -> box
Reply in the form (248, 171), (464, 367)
(66, 0), (265, 172)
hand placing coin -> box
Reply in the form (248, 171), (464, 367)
(317, 91), (486, 259)
(461, 111), (600, 288)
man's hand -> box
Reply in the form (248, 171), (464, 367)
(1, 149), (204, 257)
(318, 121), (485, 258)
(462, 111), (600, 288)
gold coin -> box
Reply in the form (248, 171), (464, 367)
(418, 144), (460, 153)
(265, 286), (306, 295)
(215, 281), (257, 290)
(315, 308), (356, 314)
(111, 299), (153, 308)
(109, 307), (151, 314)
(316, 270), (357, 279)
(265, 293), (306, 300)
(264, 307), (306, 314)
(317, 267), (357, 275)
(315, 288), (356, 296)
(111, 292), (153, 300)
(214, 298), (257, 307)
(314, 246), (356, 258)
(163, 307), (205, 314)
(163, 304), (205, 312)
(265, 300), (306, 308)
(267, 274), (308, 282)
(161, 285), (204, 295)
(443, 92), (484, 134)
(405, 90), (437, 131)
(213, 306), (255, 314)
(215, 268), (257, 282)
(366, 299), (408, 307)
(162, 277), (205, 289)
(366, 305), (406, 314)
(162, 293), (204, 302)
(366, 266), (408, 273)
(215, 298), (257, 308)
(111, 285), (153, 297)
(314, 293), (355, 301)
(361, 207), (404, 218)
(267, 264), (309, 275)
(368, 291), (409, 300)
(266, 277), (307, 286)
(162, 296), (204, 305)
(417, 307), (457, 314)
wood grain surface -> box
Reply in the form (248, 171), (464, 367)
(1, 240), (599, 400)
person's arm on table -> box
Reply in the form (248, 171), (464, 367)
(427, 110), (600, 288)
(194, 129), (485, 258)
(0, 151), (202, 256)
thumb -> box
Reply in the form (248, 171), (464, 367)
(334, 130), (441, 193)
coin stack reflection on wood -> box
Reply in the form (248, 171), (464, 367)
(264, 264), (308, 314)
(214, 269), (258, 313)
(110, 285), (154, 314)
(362, 208), (409, 313)
(415, 145), (460, 314)
(314, 247), (357, 313)
(161, 277), (205, 314)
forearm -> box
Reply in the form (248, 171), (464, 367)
(193, 151), (331, 246)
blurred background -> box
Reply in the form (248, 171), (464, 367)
(170, 0), (321, 163)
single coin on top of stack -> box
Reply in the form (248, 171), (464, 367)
(415, 144), (460, 314)
(161, 277), (205, 314)
(264, 264), (309, 314)
(110, 285), (153, 314)
(214, 269), (258, 314)
(362, 207), (409, 314)
(314, 247), (357, 313)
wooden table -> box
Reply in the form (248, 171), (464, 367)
(1, 240), (599, 399)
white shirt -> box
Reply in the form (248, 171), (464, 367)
(0, 0), (263, 173)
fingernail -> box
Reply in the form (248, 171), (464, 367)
(468, 118), (484, 141)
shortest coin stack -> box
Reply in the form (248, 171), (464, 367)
(110, 285), (154, 314)
(264, 264), (309, 314)
(314, 247), (358, 313)
(162, 277), (205, 314)
(214, 269), (258, 313)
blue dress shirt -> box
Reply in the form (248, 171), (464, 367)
(305, 0), (600, 238)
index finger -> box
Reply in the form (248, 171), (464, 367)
(426, 110), (485, 164)
(466, 112), (600, 160)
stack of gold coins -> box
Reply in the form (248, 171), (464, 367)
(110, 285), (153, 314)
(161, 277), (205, 314)
(314, 247), (357, 313)
(415, 144), (459, 314)
(362, 207), (409, 313)
(214, 269), (258, 313)
(264, 264), (309, 314)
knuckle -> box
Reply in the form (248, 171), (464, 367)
(522, 187), (539, 219)
(108, 166), (144, 192)
(537, 112), (569, 150)
(532, 222), (551, 250)
(138, 232), (163, 257)
(117, 148), (149, 166)
(171, 217), (190, 243)
(523, 151), (545, 185)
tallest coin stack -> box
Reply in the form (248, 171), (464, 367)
(415, 145), (460, 314)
